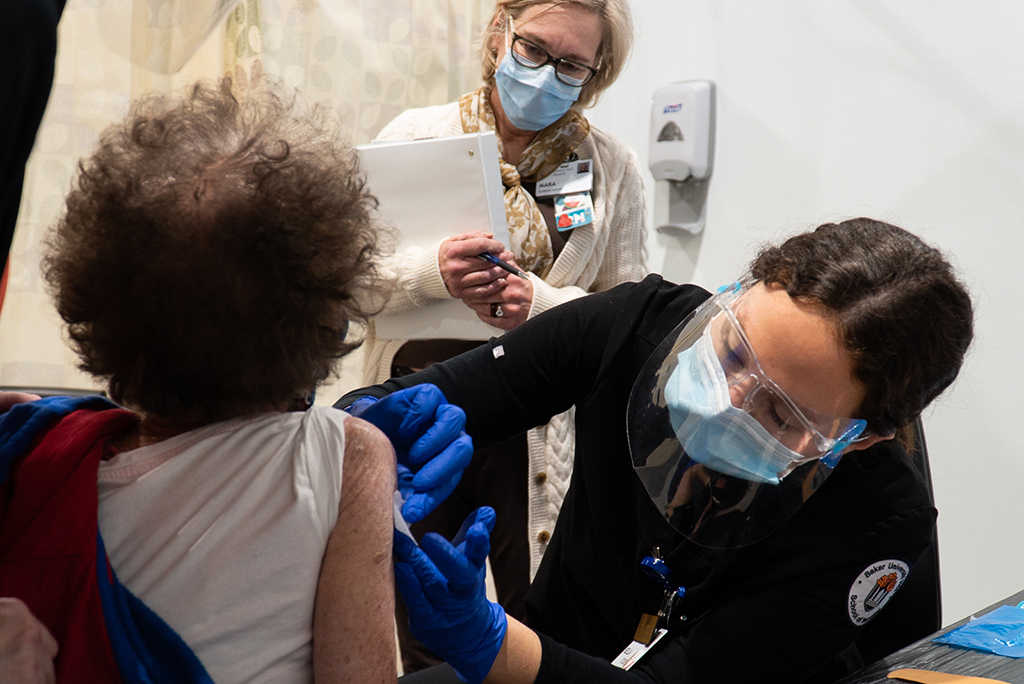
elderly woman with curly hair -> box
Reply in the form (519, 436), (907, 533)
(0, 80), (408, 684)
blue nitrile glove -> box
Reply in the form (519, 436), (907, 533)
(348, 384), (473, 522)
(393, 507), (507, 684)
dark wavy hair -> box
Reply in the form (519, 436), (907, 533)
(44, 78), (392, 420)
(748, 218), (973, 441)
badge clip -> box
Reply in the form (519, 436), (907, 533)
(613, 551), (687, 669)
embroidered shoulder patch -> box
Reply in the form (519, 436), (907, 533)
(847, 559), (911, 625)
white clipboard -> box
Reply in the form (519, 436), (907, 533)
(357, 131), (511, 340)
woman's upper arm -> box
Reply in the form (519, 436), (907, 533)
(313, 416), (397, 684)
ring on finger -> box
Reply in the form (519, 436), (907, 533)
(490, 303), (505, 319)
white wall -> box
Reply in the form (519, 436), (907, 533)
(587, 0), (1024, 625)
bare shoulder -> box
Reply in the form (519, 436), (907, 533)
(342, 415), (394, 461)
(340, 416), (395, 508)
(316, 414), (397, 683)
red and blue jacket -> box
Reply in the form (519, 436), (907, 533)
(0, 396), (212, 684)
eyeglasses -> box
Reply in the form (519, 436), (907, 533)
(506, 18), (598, 87)
(709, 282), (868, 458)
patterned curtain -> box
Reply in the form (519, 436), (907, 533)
(0, 0), (489, 393)
(225, 0), (489, 144)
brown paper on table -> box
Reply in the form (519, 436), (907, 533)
(888, 667), (1011, 684)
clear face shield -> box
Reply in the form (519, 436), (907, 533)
(627, 282), (868, 549)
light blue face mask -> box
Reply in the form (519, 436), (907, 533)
(664, 325), (814, 485)
(494, 52), (580, 131)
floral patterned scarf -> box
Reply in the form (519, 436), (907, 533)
(459, 85), (590, 276)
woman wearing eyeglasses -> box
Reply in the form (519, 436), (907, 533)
(340, 218), (974, 684)
(364, 1), (644, 671)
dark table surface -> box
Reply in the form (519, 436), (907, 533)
(837, 589), (1024, 683)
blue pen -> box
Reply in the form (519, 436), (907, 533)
(477, 252), (529, 279)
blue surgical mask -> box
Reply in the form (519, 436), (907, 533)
(494, 52), (580, 131)
(664, 326), (812, 485)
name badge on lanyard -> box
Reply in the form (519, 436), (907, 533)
(535, 159), (594, 231)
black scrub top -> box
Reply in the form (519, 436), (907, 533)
(339, 275), (936, 684)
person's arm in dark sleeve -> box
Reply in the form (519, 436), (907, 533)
(533, 631), (678, 684)
(337, 280), (643, 450)
(335, 377), (406, 406)
(334, 280), (665, 522)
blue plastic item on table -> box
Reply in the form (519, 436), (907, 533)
(933, 603), (1024, 658)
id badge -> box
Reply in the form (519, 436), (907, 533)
(611, 628), (668, 670)
(535, 158), (593, 197)
(554, 192), (594, 231)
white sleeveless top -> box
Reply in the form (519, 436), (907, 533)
(97, 407), (348, 684)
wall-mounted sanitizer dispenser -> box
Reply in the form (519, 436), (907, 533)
(649, 80), (716, 235)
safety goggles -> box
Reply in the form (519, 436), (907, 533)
(627, 281), (869, 548)
(710, 281), (867, 458)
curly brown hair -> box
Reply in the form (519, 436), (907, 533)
(44, 78), (392, 420)
(749, 218), (974, 442)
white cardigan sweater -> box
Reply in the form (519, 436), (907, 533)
(364, 101), (648, 576)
